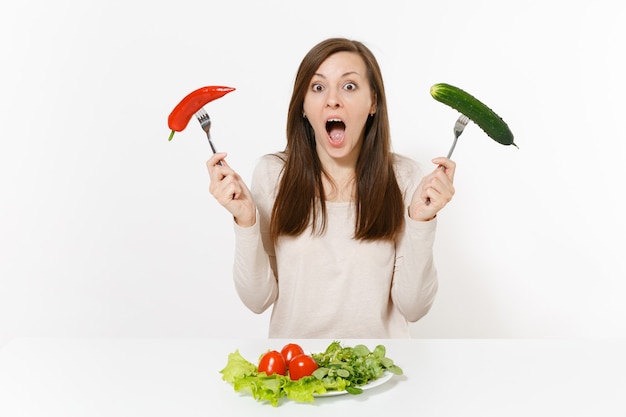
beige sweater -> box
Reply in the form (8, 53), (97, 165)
(232, 153), (438, 338)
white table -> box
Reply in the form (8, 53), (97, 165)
(1, 338), (624, 416)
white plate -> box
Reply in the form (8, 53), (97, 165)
(314, 372), (394, 397)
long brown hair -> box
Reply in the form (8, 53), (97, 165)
(270, 38), (404, 243)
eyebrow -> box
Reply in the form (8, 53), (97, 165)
(313, 71), (361, 79)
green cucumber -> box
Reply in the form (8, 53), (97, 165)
(430, 83), (516, 147)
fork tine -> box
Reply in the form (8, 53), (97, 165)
(195, 107), (209, 120)
(453, 115), (469, 135)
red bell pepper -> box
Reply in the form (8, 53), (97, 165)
(167, 85), (235, 141)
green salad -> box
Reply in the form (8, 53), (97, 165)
(220, 341), (403, 407)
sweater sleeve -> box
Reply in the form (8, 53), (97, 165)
(231, 156), (280, 314)
(390, 154), (439, 322)
(391, 216), (438, 322)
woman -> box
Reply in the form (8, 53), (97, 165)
(207, 38), (456, 338)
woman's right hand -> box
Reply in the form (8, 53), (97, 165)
(206, 152), (256, 227)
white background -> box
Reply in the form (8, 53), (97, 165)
(1, 0), (624, 348)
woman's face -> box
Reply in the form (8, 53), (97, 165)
(303, 51), (376, 167)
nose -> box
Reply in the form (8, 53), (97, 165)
(326, 88), (341, 109)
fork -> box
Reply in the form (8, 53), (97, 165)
(425, 114), (470, 205)
(195, 107), (222, 165)
(445, 114), (470, 160)
(195, 107), (217, 152)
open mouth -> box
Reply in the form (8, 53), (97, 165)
(326, 119), (346, 144)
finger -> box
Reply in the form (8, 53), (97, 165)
(214, 179), (240, 204)
(206, 152), (228, 170)
(215, 172), (249, 203)
(428, 183), (454, 207)
(207, 155), (234, 184)
(432, 157), (456, 181)
(432, 157), (455, 171)
(424, 174), (454, 203)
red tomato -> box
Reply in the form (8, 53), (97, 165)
(258, 350), (286, 376)
(280, 343), (305, 367)
(288, 354), (318, 380)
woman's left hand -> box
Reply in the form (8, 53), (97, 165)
(409, 157), (456, 221)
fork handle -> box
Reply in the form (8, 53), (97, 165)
(436, 136), (459, 172)
(208, 137), (218, 154)
(206, 134), (223, 166)
(446, 136), (459, 159)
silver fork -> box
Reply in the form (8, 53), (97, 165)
(195, 107), (217, 153)
(426, 114), (470, 205)
(445, 114), (470, 160)
(195, 107), (222, 165)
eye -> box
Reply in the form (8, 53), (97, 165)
(344, 82), (357, 91)
(311, 83), (324, 92)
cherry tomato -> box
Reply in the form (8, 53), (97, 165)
(258, 350), (286, 376)
(288, 354), (318, 380)
(280, 343), (305, 367)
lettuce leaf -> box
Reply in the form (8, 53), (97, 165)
(219, 350), (257, 383)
